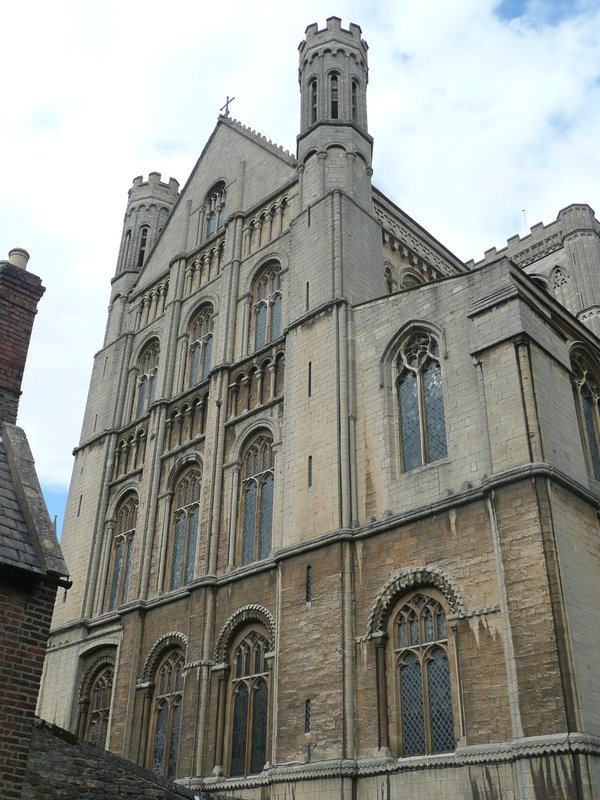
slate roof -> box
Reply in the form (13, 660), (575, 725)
(0, 438), (41, 573)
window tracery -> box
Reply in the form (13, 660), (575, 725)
(205, 183), (226, 239)
(187, 306), (214, 388)
(106, 495), (137, 611)
(571, 352), (600, 481)
(391, 592), (455, 757)
(134, 340), (160, 419)
(239, 435), (274, 565)
(150, 650), (184, 780)
(396, 331), (447, 471)
(167, 469), (202, 590)
(81, 663), (114, 748)
(229, 630), (270, 776)
(251, 262), (282, 352)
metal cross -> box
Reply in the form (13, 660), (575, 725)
(220, 96), (236, 117)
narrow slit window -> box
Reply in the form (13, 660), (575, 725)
(305, 565), (312, 603)
(330, 74), (339, 119)
(305, 699), (311, 733)
(310, 79), (318, 124)
(308, 361), (312, 397)
(307, 455), (313, 487)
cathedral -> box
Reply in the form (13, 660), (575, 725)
(39, 17), (600, 800)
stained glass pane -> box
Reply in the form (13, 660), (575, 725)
(400, 653), (425, 756)
(255, 305), (267, 350)
(170, 513), (185, 590)
(231, 685), (249, 776)
(250, 679), (268, 774)
(409, 613), (419, 646)
(436, 610), (446, 639)
(206, 211), (215, 237)
(167, 701), (181, 780)
(185, 507), (199, 584)
(202, 335), (213, 380)
(423, 360), (447, 462)
(424, 609), (433, 643)
(189, 343), (200, 387)
(582, 389), (600, 480)
(109, 538), (124, 611)
(259, 475), (273, 560)
(152, 701), (168, 775)
(399, 371), (422, 470)
(398, 617), (408, 647)
(242, 483), (258, 565)
(270, 294), (281, 341)
(120, 535), (134, 604)
(427, 648), (455, 754)
(136, 377), (147, 419)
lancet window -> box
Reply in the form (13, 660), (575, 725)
(239, 434), (274, 565)
(150, 650), (184, 780)
(251, 262), (282, 352)
(134, 340), (159, 419)
(82, 664), (114, 748)
(187, 306), (214, 387)
(571, 352), (600, 481)
(106, 495), (137, 611)
(397, 331), (447, 471)
(229, 630), (270, 776)
(392, 592), (455, 757)
(167, 469), (202, 590)
(330, 72), (339, 119)
(309, 78), (318, 124)
(137, 226), (149, 267)
(205, 183), (226, 239)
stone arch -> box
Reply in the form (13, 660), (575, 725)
(78, 646), (117, 698)
(139, 631), (188, 683)
(165, 451), (204, 490)
(366, 566), (465, 638)
(230, 417), (282, 462)
(106, 484), (140, 521)
(379, 319), (446, 389)
(214, 604), (276, 663)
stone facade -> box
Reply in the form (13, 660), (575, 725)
(39, 17), (600, 800)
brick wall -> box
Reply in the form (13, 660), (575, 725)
(0, 576), (57, 800)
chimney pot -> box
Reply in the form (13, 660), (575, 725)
(8, 248), (30, 270)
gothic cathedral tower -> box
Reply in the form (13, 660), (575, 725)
(40, 17), (600, 800)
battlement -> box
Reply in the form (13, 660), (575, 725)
(128, 172), (180, 207)
(299, 17), (368, 58)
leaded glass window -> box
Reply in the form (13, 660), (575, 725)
(151, 651), (184, 779)
(251, 262), (282, 352)
(397, 331), (447, 471)
(84, 665), (113, 748)
(229, 631), (270, 776)
(572, 353), (600, 481)
(240, 435), (274, 565)
(187, 306), (214, 388)
(107, 496), (137, 611)
(168, 469), (201, 590)
(135, 340), (159, 419)
(205, 183), (226, 239)
(393, 593), (455, 757)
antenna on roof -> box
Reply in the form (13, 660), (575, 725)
(522, 209), (528, 232)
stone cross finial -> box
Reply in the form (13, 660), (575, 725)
(220, 96), (235, 117)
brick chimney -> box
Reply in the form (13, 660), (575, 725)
(0, 249), (45, 425)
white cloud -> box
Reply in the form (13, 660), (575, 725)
(2, 0), (599, 499)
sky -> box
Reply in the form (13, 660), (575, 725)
(2, 0), (600, 535)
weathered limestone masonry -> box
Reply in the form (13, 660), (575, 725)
(39, 16), (600, 800)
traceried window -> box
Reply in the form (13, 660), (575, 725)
(205, 183), (226, 239)
(240, 435), (274, 565)
(135, 340), (159, 418)
(84, 665), (113, 748)
(137, 226), (149, 267)
(397, 331), (447, 471)
(107, 496), (137, 611)
(251, 262), (282, 351)
(393, 593), (455, 757)
(168, 469), (201, 590)
(229, 630), (269, 776)
(187, 306), (214, 387)
(330, 72), (339, 119)
(150, 650), (184, 780)
(571, 352), (600, 481)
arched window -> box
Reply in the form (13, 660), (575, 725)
(309, 78), (318, 124)
(187, 306), (214, 387)
(240, 434), (274, 565)
(205, 183), (226, 239)
(135, 340), (159, 419)
(330, 73), (339, 119)
(150, 650), (184, 780)
(229, 630), (270, 776)
(122, 230), (132, 272)
(251, 262), (282, 351)
(168, 469), (201, 590)
(137, 226), (149, 267)
(571, 352), (600, 481)
(85, 665), (113, 747)
(107, 495), (137, 611)
(392, 592), (455, 757)
(396, 331), (447, 471)
(351, 79), (358, 122)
